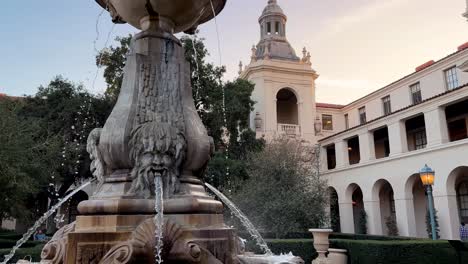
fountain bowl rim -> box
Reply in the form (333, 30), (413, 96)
(95, 0), (227, 33)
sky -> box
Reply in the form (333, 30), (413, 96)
(0, 0), (467, 104)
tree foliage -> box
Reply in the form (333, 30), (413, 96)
(96, 35), (132, 101)
(0, 98), (59, 221)
(231, 137), (328, 238)
(426, 209), (440, 239)
(1, 76), (114, 223)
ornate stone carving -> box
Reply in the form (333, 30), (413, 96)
(129, 122), (186, 199)
(99, 218), (223, 264)
(77, 243), (115, 264)
(99, 242), (133, 264)
(87, 128), (106, 188)
(40, 222), (76, 264)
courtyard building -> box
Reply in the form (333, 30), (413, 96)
(241, 0), (468, 239)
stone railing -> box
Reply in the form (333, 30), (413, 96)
(278, 124), (301, 136)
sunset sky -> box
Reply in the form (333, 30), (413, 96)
(0, 0), (467, 104)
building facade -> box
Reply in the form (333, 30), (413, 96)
(242, 0), (468, 239)
(239, 0), (319, 143)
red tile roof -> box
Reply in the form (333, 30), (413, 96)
(415, 60), (435, 72)
(316, 103), (344, 109)
(458, 42), (468, 51)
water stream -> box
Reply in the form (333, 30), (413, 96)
(204, 183), (273, 256)
(1, 179), (95, 264)
(154, 176), (164, 264)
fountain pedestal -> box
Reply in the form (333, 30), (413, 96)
(40, 1), (246, 261)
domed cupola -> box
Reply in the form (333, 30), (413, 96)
(255, 0), (300, 61)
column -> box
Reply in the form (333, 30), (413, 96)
(335, 140), (349, 168)
(320, 146), (328, 172)
(297, 101), (304, 137)
(363, 200), (383, 235)
(359, 131), (375, 162)
(388, 121), (408, 156)
(433, 194), (459, 239)
(393, 196), (416, 237)
(424, 107), (449, 147)
(339, 202), (354, 233)
(272, 99), (278, 133)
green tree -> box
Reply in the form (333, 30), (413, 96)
(357, 208), (368, 235)
(18, 76), (113, 198)
(231, 138), (328, 238)
(426, 209), (440, 239)
(0, 98), (60, 221)
(385, 215), (399, 236)
(96, 35), (132, 102)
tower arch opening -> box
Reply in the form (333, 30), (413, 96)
(276, 88), (298, 125)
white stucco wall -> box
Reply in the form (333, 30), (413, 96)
(341, 49), (468, 130)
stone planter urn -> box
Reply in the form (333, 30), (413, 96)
(309, 229), (333, 264)
(328, 248), (348, 264)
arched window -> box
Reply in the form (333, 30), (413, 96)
(458, 181), (468, 222)
(276, 88), (298, 125)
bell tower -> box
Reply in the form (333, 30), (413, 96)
(240, 0), (319, 143)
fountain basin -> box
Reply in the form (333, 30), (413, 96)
(96, 0), (226, 33)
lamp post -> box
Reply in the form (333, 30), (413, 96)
(420, 164), (437, 240)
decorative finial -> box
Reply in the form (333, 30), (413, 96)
(264, 46), (271, 60)
(302, 47), (307, 62)
(238, 61), (243, 75)
(306, 52), (311, 64)
(251, 45), (257, 62)
(268, 0), (278, 4)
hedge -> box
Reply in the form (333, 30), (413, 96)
(238, 231), (420, 240)
(246, 238), (468, 264)
(0, 244), (43, 263)
(329, 233), (424, 241)
(0, 239), (42, 249)
(331, 239), (468, 264)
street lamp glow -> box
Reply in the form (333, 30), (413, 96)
(420, 164), (437, 240)
(420, 164), (435, 186)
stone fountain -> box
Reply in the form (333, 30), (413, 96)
(39, 1), (306, 263)
(40, 0), (240, 263)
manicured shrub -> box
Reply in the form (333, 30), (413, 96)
(426, 209), (441, 239)
(329, 233), (416, 241)
(0, 239), (41, 249)
(0, 244), (43, 262)
(0, 233), (23, 241)
(385, 216), (399, 236)
(331, 239), (468, 264)
(245, 238), (468, 264)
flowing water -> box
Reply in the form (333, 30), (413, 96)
(1, 179), (95, 264)
(204, 183), (273, 255)
(154, 176), (164, 264)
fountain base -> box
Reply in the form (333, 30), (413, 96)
(42, 213), (240, 263)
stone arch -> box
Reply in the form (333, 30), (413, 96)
(328, 187), (340, 232)
(276, 88), (299, 125)
(446, 166), (468, 226)
(345, 183), (365, 234)
(372, 179), (396, 236)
